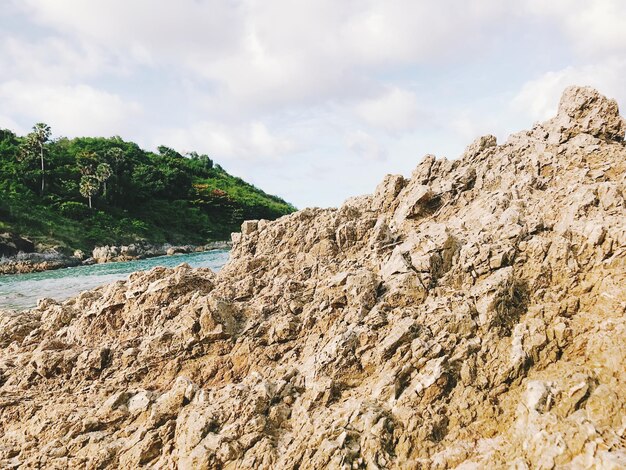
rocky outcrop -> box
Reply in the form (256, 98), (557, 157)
(0, 242), (231, 275)
(0, 251), (81, 275)
(0, 86), (625, 468)
(91, 242), (231, 263)
(91, 243), (164, 263)
(0, 233), (35, 258)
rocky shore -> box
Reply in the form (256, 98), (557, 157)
(0, 87), (625, 468)
(0, 240), (231, 275)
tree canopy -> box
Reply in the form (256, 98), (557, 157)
(0, 125), (295, 252)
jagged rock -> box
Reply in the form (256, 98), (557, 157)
(1, 87), (625, 468)
(545, 85), (625, 144)
(241, 220), (259, 236)
(463, 134), (497, 160)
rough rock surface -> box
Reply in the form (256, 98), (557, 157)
(0, 242), (231, 275)
(0, 251), (81, 275)
(91, 241), (231, 264)
(0, 233), (35, 258)
(1, 86), (625, 469)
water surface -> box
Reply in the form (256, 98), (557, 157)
(0, 249), (230, 310)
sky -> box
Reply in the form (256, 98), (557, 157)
(1, 1), (625, 209)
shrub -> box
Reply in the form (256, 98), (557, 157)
(58, 201), (91, 220)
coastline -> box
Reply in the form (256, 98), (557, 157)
(0, 240), (232, 276)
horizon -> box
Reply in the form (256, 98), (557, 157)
(1, 0), (625, 208)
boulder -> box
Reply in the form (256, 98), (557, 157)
(546, 85), (625, 143)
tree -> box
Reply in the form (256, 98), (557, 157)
(105, 147), (125, 169)
(188, 151), (214, 171)
(79, 175), (100, 208)
(96, 162), (112, 196)
(76, 151), (99, 175)
(157, 145), (182, 159)
(20, 123), (51, 195)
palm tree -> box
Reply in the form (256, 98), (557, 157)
(105, 147), (125, 167)
(79, 175), (100, 209)
(96, 162), (113, 196)
(20, 123), (51, 195)
(77, 151), (99, 176)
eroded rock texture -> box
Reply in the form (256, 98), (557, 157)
(1, 86), (625, 469)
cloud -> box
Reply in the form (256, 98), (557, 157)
(511, 59), (626, 121)
(0, 114), (24, 134)
(158, 121), (296, 161)
(0, 36), (110, 84)
(13, 0), (514, 113)
(340, 0), (511, 65)
(346, 130), (387, 161)
(0, 81), (142, 137)
(15, 0), (243, 65)
(526, 0), (626, 57)
(354, 87), (423, 132)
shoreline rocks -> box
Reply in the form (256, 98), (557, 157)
(0, 250), (81, 275)
(0, 241), (231, 275)
(91, 241), (231, 264)
(0, 232), (35, 258)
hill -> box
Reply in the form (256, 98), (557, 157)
(0, 87), (625, 468)
(0, 129), (295, 253)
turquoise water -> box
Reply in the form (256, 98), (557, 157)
(0, 249), (230, 311)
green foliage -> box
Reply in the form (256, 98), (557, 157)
(79, 175), (100, 208)
(19, 123), (51, 195)
(96, 162), (112, 182)
(0, 125), (295, 252)
(58, 201), (91, 220)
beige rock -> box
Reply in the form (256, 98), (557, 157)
(546, 85), (625, 143)
(241, 220), (259, 236)
(1, 86), (625, 469)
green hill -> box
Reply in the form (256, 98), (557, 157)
(0, 124), (295, 253)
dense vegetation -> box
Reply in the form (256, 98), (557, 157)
(0, 124), (295, 253)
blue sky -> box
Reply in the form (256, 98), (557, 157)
(1, 0), (625, 208)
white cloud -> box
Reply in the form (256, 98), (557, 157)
(511, 59), (626, 121)
(346, 130), (387, 161)
(0, 36), (110, 83)
(354, 87), (423, 132)
(13, 0), (515, 113)
(158, 121), (295, 161)
(250, 122), (294, 157)
(0, 114), (25, 134)
(16, 0), (243, 65)
(526, 0), (626, 57)
(0, 81), (142, 137)
(340, 0), (510, 66)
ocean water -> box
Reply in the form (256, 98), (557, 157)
(0, 249), (230, 310)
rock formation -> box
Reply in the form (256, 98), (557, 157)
(90, 242), (231, 264)
(1, 86), (625, 468)
(0, 242), (231, 275)
(0, 250), (81, 275)
(0, 233), (35, 258)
